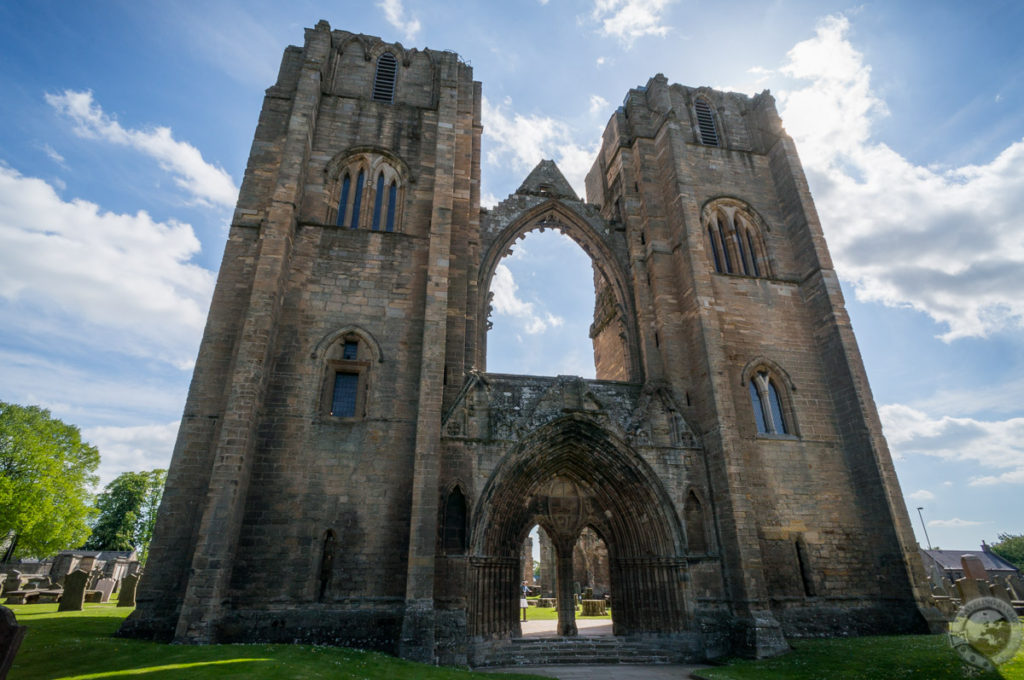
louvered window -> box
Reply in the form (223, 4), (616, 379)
(695, 98), (719, 146)
(372, 53), (398, 103)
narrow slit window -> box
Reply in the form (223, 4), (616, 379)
(708, 226), (722, 272)
(372, 53), (398, 103)
(337, 174), (351, 227)
(443, 487), (468, 554)
(695, 98), (719, 146)
(386, 181), (397, 232)
(371, 173), (385, 231)
(350, 170), (364, 228)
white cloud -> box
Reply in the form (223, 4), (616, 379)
(880, 403), (1024, 486)
(482, 96), (598, 197)
(491, 264), (563, 334)
(928, 518), (985, 528)
(46, 90), (238, 209)
(83, 421), (180, 486)
(41, 143), (66, 166)
(596, 56), (607, 66)
(589, 94), (609, 116)
(778, 16), (1024, 340)
(378, 0), (421, 43)
(908, 489), (935, 502)
(0, 166), (215, 369)
(590, 0), (675, 47)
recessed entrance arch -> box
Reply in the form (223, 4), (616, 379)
(467, 415), (690, 641)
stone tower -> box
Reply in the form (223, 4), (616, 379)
(121, 21), (936, 665)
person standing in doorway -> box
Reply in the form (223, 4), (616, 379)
(520, 580), (530, 622)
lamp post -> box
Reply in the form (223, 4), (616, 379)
(916, 506), (933, 550)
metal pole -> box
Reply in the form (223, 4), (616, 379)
(916, 506), (933, 550)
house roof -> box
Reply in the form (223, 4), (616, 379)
(921, 549), (1019, 573)
(57, 549), (136, 562)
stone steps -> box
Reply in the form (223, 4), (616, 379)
(475, 636), (676, 666)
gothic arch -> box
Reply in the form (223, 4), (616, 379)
(476, 200), (642, 382)
(467, 415), (688, 638)
(311, 325), (384, 362)
(701, 196), (774, 278)
(740, 356), (799, 437)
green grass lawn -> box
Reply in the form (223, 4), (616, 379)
(6, 604), (549, 680)
(522, 603), (610, 621)
(693, 627), (1024, 680)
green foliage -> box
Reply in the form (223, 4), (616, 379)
(0, 402), (99, 559)
(991, 533), (1024, 571)
(7, 604), (548, 680)
(86, 469), (166, 562)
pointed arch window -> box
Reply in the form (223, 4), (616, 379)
(703, 203), (770, 279)
(372, 52), (398, 103)
(386, 181), (397, 232)
(330, 153), (405, 232)
(442, 487), (468, 554)
(321, 333), (375, 419)
(371, 173), (385, 230)
(749, 370), (791, 435)
(684, 491), (709, 554)
(336, 173), (351, 227)
(694, 97), (719, 146)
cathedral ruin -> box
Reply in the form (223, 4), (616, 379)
(120, 20), (937, 665)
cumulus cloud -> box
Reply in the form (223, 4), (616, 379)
(589, 94), (609, 116)
(880, 404), (1024, 486)
(907, 489), (935, 502)
(378, 0), (421, 43)
(83, 421), (180, 486)
(590, 0), (674, 47)
(778, 16), (1024, 340)
(0, 166), (215, 368)
(491, 263), (564, 334)
(46, 90), (238, 208)
(482, 96), (598, 197)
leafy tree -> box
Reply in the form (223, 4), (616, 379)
(0, 402), (100, 560)
(86, 469), (166, 563)
(990, 533), (1024, 571)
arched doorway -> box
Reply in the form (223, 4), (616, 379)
(467, 415), (689, 641)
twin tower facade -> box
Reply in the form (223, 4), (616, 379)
(121, 21), (936, 665)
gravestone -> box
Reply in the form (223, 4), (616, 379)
(955, 577), (989, 603)
(1005, 574), (1024, 601)
(59, 570), (88, 612)
(961, 555), (988, 580)
(0, 606), (28, 680)
(1, 575), (21, 597)
(536, 598), (555, 608)
(117, 574), (140, 608)
(990, 584), (1014, 605)
(95, 578), (116, 604)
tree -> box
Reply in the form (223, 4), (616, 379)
(86, 469), (166, 563)
(0, 402), (100, 560)
(990, 533), (1024, 571)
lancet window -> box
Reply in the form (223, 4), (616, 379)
(332, 152), (405, 232)
(703, 201), (770, 278)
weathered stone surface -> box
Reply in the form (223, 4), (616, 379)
(0, 606), (28, 680)
(961, 554), (988, 580)
(119, 19), (932, 665)
(95, 578), (116, 604)
(118, 574), (139, 608)
(58, 570), (88, 612)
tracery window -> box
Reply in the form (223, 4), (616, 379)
(748, 369), (791, 435)
(703, 201), (770, 278)
(372, 52), (398, 103)
(694, 97), (719, 146)
(332, 152), (405, 231)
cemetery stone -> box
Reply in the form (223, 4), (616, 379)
(1006, 574), (1024, 601)
(990, 584), (1014, 605)
(581, 599), (607, 616)
(961, 554), (988, 580)
(0, 606), (28, 680)
(118, 573), (140, 607)
(95, 578), (116, 603)
(955, 577), (989, 603)
(58, 570), (88, 612)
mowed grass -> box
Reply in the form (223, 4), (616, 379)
(6, 603), (548, 680)
(693, 626), (1024, 680)
(521, 603), (611, 621)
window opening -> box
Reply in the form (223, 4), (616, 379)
(735, 225), (750, 275)
(342, 341), (358, 360)
(684, 492), (708, 553)
(386, 181), (397, 232)
(443, 487), (467, 554)
(749, 380), (768, 434)
(372, 52), (398, 103)
(371, 173), (385, 231)
(747, 230), (761, 277)
(331, 373), (359, 417)
(695, 98), (719, 146)
(767, 379), (788, 434)
(337, 174), (351, 227)
(708, 226), (722, 272)
(716, 217), (733, 273)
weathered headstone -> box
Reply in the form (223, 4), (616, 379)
(117, 573), (140, 607)
(955, 577), (989, 602)
(77, 556), (97, 574)
(0, 606), (28, 680)
(1005, 574), (1024, 601)
(1, 574), (21, 597)
(961, 554), (988, 581)
(990, 584), (1014, 605)
(58, 570), (88, 612)
(95, 578), (116, 604)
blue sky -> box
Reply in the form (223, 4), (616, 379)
(1, 1), (1022, 553)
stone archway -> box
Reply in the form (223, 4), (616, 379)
(467, 415), (690, 641)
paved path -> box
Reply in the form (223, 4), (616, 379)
(481, 664), (711, 678)
(520, 618), (612, 637)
